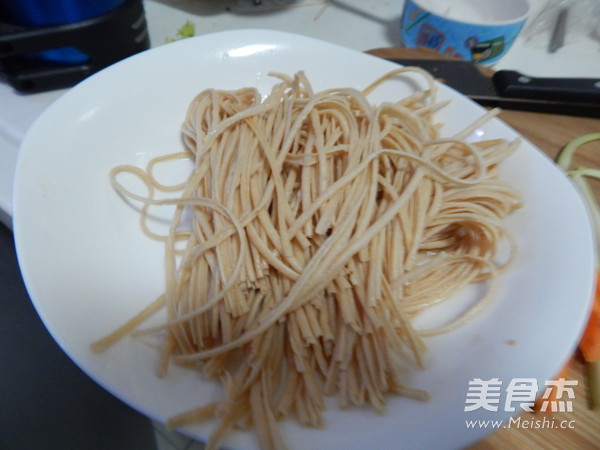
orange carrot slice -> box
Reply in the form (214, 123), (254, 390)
(579, 272), (600, 363)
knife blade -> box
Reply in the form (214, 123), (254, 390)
(386, 58), (600, 117)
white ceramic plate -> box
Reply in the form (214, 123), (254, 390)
(13, 30), (595, 449)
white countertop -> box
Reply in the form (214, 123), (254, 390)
(1, 0), (599, 228)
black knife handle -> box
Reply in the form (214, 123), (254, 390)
(492, 70), (600, 104)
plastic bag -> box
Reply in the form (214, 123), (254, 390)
(523, 0), (600, 48)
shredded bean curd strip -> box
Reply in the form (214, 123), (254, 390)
(92, 69), (522, 449)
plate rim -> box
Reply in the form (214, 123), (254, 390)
(12, 28), (596, 450)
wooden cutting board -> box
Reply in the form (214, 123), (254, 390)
(366, 47), (600, 449)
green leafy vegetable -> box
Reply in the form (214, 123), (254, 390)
(165, 20), (196, 43)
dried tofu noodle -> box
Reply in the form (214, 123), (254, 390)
(92, 68), (522, 449)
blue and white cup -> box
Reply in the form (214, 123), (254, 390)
(400, 0), (530, 64)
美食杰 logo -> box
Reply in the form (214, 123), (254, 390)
(465, 377), (577, 413)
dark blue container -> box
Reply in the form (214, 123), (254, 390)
(0, 0), (149, 92)
(1, 0), (126, 63)
(2, 0), (126, 26)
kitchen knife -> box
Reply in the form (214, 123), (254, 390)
(386, 58), (600, 117)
